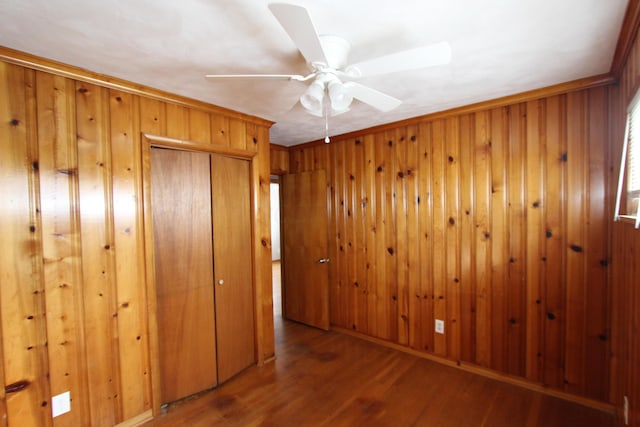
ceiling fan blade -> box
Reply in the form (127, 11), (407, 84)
(206, 74), (310, 81)
(268, 3), (328, 66)
(344, 82), (402, 112)
(347, 41), (451, 78)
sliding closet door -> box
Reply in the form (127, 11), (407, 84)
(210, 154), (255, 383)
(151, 148), (217, 403)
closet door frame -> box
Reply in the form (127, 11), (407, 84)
(140, 133), (258, 415)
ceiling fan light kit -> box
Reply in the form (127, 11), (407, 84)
(205, 2), (452, 142)
(328, 79), (353, 112)
(300, 79), (325, 116)
(300, 71), (353, 116)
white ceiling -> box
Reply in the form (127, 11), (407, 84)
(0, 0), (629, 146)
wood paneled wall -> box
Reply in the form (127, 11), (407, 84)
(0, 54), (274, 427)
(288, 86), (612, 402)
(270, 144), (289, 175)
(610, 6), (640, 425)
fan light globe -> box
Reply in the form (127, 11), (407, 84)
(300, 80), (325, 115)
(328, 80), (353, 112)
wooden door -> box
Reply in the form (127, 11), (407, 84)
(210, 154), (255, 383)
(282, 170), (330, 330)
(150, 148), (218, 403)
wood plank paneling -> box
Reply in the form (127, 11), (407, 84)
(188, 108), (211, 144)
(229, 118), (247, 151)
(0, 62), (51, 427)
(76, 81), (121, 426)
(364, 134), (378, 338)
(444, 118), (461, 361)
(109, 90), (151, 418)
(489, 107), (508, 374)
(609, 6), (640, 425)
(287, 85), (612, 403)
(270, 144), (290, 174)
(584, 87), (609, 401)
(0, 54), (274, 427)
(418, 123), (435, 354)
(458, 116), (475, 364)
(474, 111), (492, 369)
(431, 121), (447, 357)
(543, 95), (567, 390)
(565, 91), (586, 394)
(36, 71), (90, 427)
(211, 114), (229, 146)
(354, 138), (368, 333)
(164, 103), (188, 140)
(395, 129), (409, 345)
(405, 128), (420, 352)
(524, 99), (544, 383)
(253, 125), (275, 362)
(506, 103), (526, 378)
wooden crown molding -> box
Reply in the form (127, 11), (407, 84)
(0, 45), (273, 128)
(610, 0), (640, 78)
(269, 143), (289, 151)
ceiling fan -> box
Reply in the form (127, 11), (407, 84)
(206, 3), (451, 140)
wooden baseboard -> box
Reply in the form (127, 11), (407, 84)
(331, 326), (615, 414)
(261, 354), (277, 365)
(115, 409), (153, 427)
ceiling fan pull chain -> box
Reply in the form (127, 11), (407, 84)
(324, 91), (330, 143)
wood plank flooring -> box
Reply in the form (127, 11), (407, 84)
(144, 264), (614, 427)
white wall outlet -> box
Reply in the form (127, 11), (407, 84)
(624, 395), (629, 426)
(435, 319), (445, 334)
(52, 391), (71, 418)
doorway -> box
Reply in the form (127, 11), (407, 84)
(270, 177), (282, 321)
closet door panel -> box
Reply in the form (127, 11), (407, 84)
(151, 148), (218, 403)
(211, 154), (255, 383)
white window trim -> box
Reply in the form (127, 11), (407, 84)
(615, 88), (640, 228)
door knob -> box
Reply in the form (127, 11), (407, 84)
(317, 258), (330, 264)
(218, 279), (224, 285)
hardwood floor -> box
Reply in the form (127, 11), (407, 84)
(144, 264), (614, 427)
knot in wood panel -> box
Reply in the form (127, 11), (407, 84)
(5, 380), (30, 394)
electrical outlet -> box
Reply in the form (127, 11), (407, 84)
(52, 391), (71, 418)
(435, 319), (445, 334)
(624, 395), (629, 426)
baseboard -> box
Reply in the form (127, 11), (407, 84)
(262, 354), (277, 365)
(115, 409), (153, 427)
(332, 326), (615, 414)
